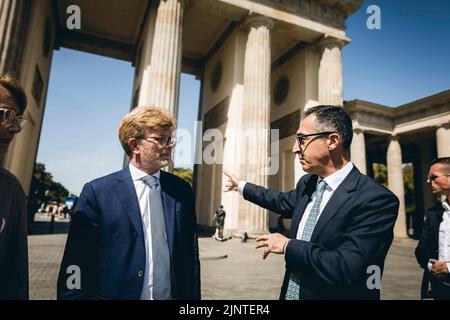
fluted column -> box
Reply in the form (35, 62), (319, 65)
(420, 142), (436, 212)
(436, 123), (450, 157)
(350, 129), (367, 174)
(387, 135), (407, 238)
(317, 35), (345, 106)
(147, 0), (186, 115)
(238, 15), (273, 237)
(0, 0), (31, 78)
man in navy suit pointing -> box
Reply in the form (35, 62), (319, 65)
(224, 105), (399, 300)
(58, 106), (200, 300)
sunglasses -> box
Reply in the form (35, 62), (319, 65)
(0, 107), (27, 130)
(426, 174), (450, 183)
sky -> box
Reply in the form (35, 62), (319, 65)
(36, 0), (450, 196)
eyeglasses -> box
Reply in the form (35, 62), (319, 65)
(141, 135), (176, 147)
(426, 174), (450, 183)
(295, 131), (338, 146)
(0, 107), (27, 130)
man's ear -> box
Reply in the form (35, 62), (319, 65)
(328, 133), (340, 151)
(128, 138), (140, 155)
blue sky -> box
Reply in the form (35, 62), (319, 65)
(36, 0), (450, 195)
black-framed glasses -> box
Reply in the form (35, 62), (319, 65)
(0, 107), (27, 130)
(141, 135), (176, 147)
(426, 174), (450, 183)
(296, 131), (338, 145)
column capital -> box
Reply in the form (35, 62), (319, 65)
(314, 34), (347, 52)
(353, 128), (365, 135)
(437, 122), (450, 130)
(243, 14), (274, 31)
(388, 134), (400, 142)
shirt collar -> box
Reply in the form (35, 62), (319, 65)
(129, 162), (161, 181)
(443, 200), (450, 215)
(318, 162), (354, 191)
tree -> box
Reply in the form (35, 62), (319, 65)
(28, 163), (71, 222)
(173, 167), (193, 185)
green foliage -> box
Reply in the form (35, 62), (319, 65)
(372, 162), (416, 213)
(29, 162), (71, 205)
(173, 167), (193, 185)
(373, 163), (388, 187)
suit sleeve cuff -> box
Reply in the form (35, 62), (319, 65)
(427, 261), (433, 272)
(238, 181), (247, 195)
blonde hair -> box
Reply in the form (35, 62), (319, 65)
(118, 106), (176, 156)
(0, 74), (27, 113)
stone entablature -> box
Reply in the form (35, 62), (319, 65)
(346, 89), (450, 135)
(259, 0), (359, 29)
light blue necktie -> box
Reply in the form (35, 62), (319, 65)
(143, 175), (171, 300)
(285, 179), (327, 300)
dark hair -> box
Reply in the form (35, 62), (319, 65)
(431, 157), (450, 173)
(0, 74), (27, 114)
(304, 105), (353, 151)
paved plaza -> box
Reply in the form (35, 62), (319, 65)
(28, 223), (422, 300)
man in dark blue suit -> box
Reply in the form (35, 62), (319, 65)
(57, 107), (200, 300)
(224, 105), (399, 300)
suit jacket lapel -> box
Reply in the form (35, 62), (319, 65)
(291, 175), (318, 238)
(159, 171), (175, 260)
(113, 166), (144, 238)
(310, 167), (360, 242)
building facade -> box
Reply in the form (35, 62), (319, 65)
(5, 0), (448, 240)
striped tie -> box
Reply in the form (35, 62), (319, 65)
(285, 179), (327, 300)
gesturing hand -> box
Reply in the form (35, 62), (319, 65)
(255, 233), (290, 259)
(223, 170), (241, 192)
(430, 259), (450, 281)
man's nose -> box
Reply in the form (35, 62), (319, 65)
(292, 141), (300, 154)
(7, 123), (21, 134)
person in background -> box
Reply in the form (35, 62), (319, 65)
(0, 74), (29, 299)
(415, 157), (450, 300)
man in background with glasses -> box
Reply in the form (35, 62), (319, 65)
(57, 107), (200, 300)
(416, 157), (450, 299)
(0, 74), (29, 299)
(224, 105), (399, 299)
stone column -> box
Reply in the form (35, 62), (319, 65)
(316, 35), (345, 106)
(420, 142), (437, 211)
(147, 0), (186, 115)
(0, 0), (31, 78)
(436, 123), (450, 157)
(387, 135), (407, 238)
(350, 129), (367, 174)
(238, 15), (274, 237)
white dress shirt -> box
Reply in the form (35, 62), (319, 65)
(238, 162), (354, 241)
(129, 163), (161, 300)
(428, 200), (450, 283)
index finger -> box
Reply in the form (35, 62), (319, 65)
(223, 170), (233, 178)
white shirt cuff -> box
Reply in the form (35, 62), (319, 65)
(427, 261), (433, 272)
(237, 181), (247, 195)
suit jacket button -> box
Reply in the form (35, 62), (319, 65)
(138, 270), (144, 277)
